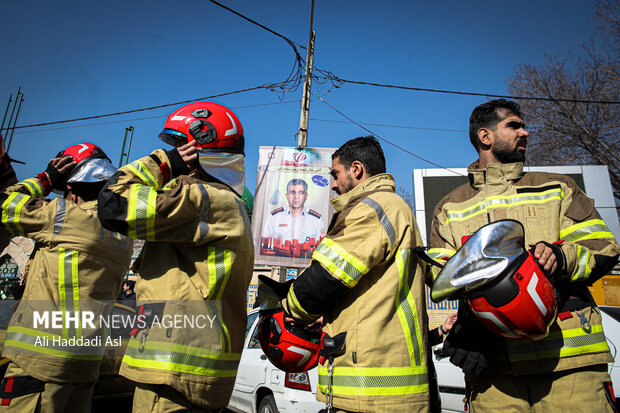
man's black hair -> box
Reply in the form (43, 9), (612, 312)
(469, 99), (524, 150)
(68, 181), (106, 202)
(332, 136), (386, 176)
(286, 178), (308, 192)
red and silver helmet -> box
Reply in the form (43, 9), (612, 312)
(159, 102), (244, 155)
(431, 220), (557, 340)
(57, 142), (116, 184)
(257, 310), (323, 373)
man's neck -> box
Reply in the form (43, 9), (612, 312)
(290, 206), (303, 217)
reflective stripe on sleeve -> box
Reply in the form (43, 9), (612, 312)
(127, 184), (157, 240)
(1, 192), (30, 235)
(560, 219), (614, 243)
(317, 365), (429, 396)
(122, 338), (240, 378)
(53, 198), (66, 236)
(361, 197), (396, 245)
(21, 179), (44, 198)
(312, 238), (369, 288)
(58, 248), (81, 338)
(206, 247), (232, 352)
(127, 161), (160, 189)
(395, 249), (423, 367)
(572, 245), (592, 282)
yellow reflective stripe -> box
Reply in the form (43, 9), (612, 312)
(446, 189), (563, 224)
(122, 338), (240, 377)
(58, 249), (80, 338)
(22, 178), (43, 197)
(395, 249), (423, 367)
(5, 326), (104, 360)
(572, 245), (592, 282)
(560, 219), (614, 242)
(127, 161), (159, 189)
(1, 192), (30, 235)
(127, 184), (157, 240)
(427, 248), (455, 259)
(207, 247), (232, 352)
(508, 324), (608, 362)
(317, 365), (429, 396)
(312, 238), (369, 288)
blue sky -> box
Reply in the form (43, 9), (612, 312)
(1, 0), (602, 196)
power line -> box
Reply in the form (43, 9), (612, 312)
(313, 93), (465, 176)
(310, 118), (466, 133)
(327, 77), (620, 105)
(10, 100), (301, 135)
(3, 84), (279, 131)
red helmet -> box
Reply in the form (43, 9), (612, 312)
(57, 142), (116, 184)
(257, 310), (323, 373)
(159, 102), (244, 155)
(431, 220), (557, 340)
(466, 251), (556, 340)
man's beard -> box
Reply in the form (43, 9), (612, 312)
(492, 139), (526, 164)
(335, 175), (355, 196)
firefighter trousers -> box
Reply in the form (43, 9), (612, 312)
(466, 364), (616, 412)
(132, 383), (220, 413)
(0, 362), (94, 413)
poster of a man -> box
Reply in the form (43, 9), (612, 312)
(261, 178), (325, 258)
(252, 146), (335, 267)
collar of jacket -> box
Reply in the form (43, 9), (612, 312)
(330, 173), (395, 212)
(467, 160), (524, 189)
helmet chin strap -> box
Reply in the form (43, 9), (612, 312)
(197, 152), (245, 196)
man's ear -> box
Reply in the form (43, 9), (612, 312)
(478, 127), (493, 148)
(350, 160), (365, 180)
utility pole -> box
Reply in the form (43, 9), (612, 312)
(119, 126), (135, 167)
(1, 94), (13, 133)
(4, 87), (23, 153)
(297, 0), (315, 150)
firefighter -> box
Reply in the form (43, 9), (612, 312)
(0, 142), (133, 412)
(282, 136), (431, 412)
(0, 134), (19, 255)
(98, 101), (253, 412)
(428, 99), (620, 411)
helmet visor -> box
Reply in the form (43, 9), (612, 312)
(67, 157), (117, 184)
(431, 219), (527, 302)
(159, 129), (187, 147)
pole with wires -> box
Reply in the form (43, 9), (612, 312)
(297, 0), (315, 150)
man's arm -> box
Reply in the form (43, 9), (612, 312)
(554, 179), (620, 285)
(98, 143), (214, 243)
(283, 198), (392, 324)
(427, 202), (457, 282)
(0, 157), (75, 242)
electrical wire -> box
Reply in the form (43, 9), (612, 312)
(313, 92), (466, 176)
(325, 76), (620, 105)
(9, 100), (301, 135)
(310, 118), (466, 133)
(4, 84), (280, 131)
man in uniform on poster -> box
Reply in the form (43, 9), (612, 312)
(261, 178), (325, 257)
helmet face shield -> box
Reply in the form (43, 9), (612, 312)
(67, 157), (117, 184)
(158, 128), (188, 147)
(431, 220), (527, 302)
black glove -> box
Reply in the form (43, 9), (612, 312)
(45, 162), (68, 192)
(531, 241), (566, 282)
(442, 303), (499, 376)
(166, 148), (190, 178)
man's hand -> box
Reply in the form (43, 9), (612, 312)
(533, 242), (558, 274)
(49, 156), (76, 177)
(175, 140), (199, 171)
(45, 156), (76, 191)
